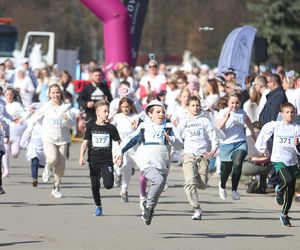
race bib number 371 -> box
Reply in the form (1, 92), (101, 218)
(92, 133), (110, 148)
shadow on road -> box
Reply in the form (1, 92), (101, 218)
(0, 240), (43, 247)
(159, 232), (293, 239)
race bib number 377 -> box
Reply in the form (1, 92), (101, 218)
(92, 133), (110, 148)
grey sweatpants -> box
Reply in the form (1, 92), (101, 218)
(142, 167), (168, 210)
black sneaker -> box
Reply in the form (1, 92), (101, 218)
(280, 214), (291, 227)
(120, 191), (129, 202)
(0, 187), (5, 195)
(141, 208), (153, 225)
(275, 185), (284, 206)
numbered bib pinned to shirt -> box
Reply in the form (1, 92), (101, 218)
(92, 133), (110, 148)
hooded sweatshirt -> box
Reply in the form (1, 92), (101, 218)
(117, 100), (183, 174)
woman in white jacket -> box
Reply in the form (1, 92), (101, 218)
(32, 83), (73, 198)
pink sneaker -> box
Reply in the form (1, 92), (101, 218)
(2, 171), (9, 178)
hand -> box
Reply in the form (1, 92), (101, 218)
(203, 151), (215, 160)
(164, 132), (171, 142)
(79, 158), (85, 167)
(114, 155), (123, 167)
(87, 101), (94, 108)
(131, 120), (138, 129)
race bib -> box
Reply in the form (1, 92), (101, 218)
(49, 117), (62, 128)
(275, 135), (294, 148)
(92, 133), (110, 148)
(186, 128), (203, 140)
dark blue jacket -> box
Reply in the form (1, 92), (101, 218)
(259, 86), (288, 126)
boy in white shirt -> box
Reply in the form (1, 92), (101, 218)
(255, 102), (300, 227)
(178, 96), (219, 220)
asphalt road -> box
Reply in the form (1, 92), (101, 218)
(1, 142), (299, 250)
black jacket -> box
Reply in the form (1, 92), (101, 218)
(77, 82), (112, 122)
(259, 86), (288, 126)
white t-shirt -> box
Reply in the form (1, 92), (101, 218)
(216, 107), (247, 144)
(112, 113), (139, 140)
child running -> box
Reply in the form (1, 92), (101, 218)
(215, 93), (256, 200)
(79, 100), (121, 216)
(255, 103), (300, 227)
(111, 97), (139, 202)
(0, 119), (9, 194)
(115, 100), (183, 225)
(178, 96), (219, 220)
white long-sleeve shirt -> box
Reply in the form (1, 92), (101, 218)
(33, 101), (73, 145)
(255, 120), (300, 166)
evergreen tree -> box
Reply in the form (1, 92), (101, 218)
(248, 0), (300, 66)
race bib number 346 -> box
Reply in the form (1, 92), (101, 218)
(92, 133), (110, 148)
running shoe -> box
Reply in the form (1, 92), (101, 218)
(114, 174), (122, 187)
(139, 197), (147, 211)
(32, 180), (38, 187)
(42, 165), (51, 183)
(280, 214), (291, 227)
(231, 190), (240, 200)
(219, 182), (227, 200)
(0, 187), (6, 195)
(51, 187), (63, 198)
(141, 207), (153, 225)
(163, 182), (169, 192)
(120, 191), (129, 202)
(192, 209), (202, 220)
(94, 206), (103, 216)
(275, 185), (284, 206)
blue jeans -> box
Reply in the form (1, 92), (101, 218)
(31, 157), (39, 180)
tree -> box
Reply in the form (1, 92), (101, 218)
(248, 0), (300, 67)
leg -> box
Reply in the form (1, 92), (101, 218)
(139, 172), (147, 198)
(2, 143), (11, 176)
(182, 154), (201, 209)
(43, 142), (58, 171)
(53, 144), (67, 188)
(143, 167), (167, 211)
(11, 141), (21, 158)
(31, 157), (39, 180)
(89, 165), (102, 207)
(231, 150), (247, 191)
(197, 157), (209, 190)
(101, 165), (114, 190)
(220, 161), (233, 189)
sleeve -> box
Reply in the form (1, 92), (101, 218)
(111, 125), (121, 141)
(205, 119), (219, 151)
(116, 124), (144, 155)
(83, 124), (92, 141)
(168, 124), (184, 150)
(255, 121), (276, 153)
(77, 85), (89, 109)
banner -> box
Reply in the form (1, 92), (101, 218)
(217, 25), (257, 88)
(124, 0), (149, 66)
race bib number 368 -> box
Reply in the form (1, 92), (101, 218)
(92, 133), (110, 148)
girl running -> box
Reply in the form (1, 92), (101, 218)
(215, 93), (256, 200)
(111, 97), (139, 202)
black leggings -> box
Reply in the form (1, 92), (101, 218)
(89, 164), (114, 207)
(220, 150), (247, 191)
(278, 168), (296, 215)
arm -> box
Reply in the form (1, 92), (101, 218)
(79, 140), (89, 166)
(204, 125), (219, 160)
(245, 115), (257, 141)
(215, 109), (231, 130)
(165, 125), (183, 150)
(255, 121), (275, 154)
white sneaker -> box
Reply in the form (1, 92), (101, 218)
(42, 166), (51, 183)
(51, 188), (63, 198)
(231, 190), (240, 200)
(139, 197), (146, 211)
(192, 209), (202, 220)
(219, 182), (227, 200)
(163, 182), (169, 192)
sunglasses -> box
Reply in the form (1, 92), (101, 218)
(148, 65), (157, 68)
